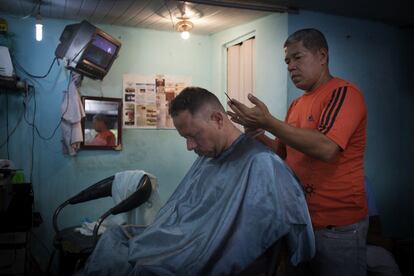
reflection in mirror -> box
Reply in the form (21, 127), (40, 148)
(81, 96), (122, 150)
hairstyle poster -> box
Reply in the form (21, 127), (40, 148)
(123, 74), (191, 129)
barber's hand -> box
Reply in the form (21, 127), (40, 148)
(227, 93), (271, 129)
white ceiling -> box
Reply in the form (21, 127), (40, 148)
(0, 0), (412, 35)
(0, 0), (273, 35)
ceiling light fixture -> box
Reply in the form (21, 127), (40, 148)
(35, 1), (43, 41)
(176, 20), (193, 40)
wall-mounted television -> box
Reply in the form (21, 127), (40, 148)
(55, 20), (121, 80)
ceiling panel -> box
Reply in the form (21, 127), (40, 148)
(3, 0), (25, 16)
(61, 0), (83, 20)
(130, 2), (166, 28)
(46, 0), (65, 18)
(0, 0), (412, 36)
(88, 0), (116, 23)
(113, 1), (151, 26)
(101, 0), (135, 25)
(76, 0), (100, 20)
(0, 0), (272, 34)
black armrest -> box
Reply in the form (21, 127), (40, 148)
(53, 175), (114, 233)
(92, 174), (153, 245)
(68, 175), (114, 204)
(110, 174), (152, 215)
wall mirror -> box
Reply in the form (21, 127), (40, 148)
(81, 96), (122, 150)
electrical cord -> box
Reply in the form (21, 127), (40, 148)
(14, 57), (58, 79)
(1, 73), (71, 185)
(22, 73), (71, 141)
(0, 78), (67, 150)
(30, 86), (36, 183)
(0, 94), (25, 149)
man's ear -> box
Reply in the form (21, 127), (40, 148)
(318, 48), (329, 65)
(210, 111), (224, 128)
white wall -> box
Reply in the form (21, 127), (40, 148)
(210, 13), (288, 119)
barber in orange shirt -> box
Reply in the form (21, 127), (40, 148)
(228, 28), (368, 276)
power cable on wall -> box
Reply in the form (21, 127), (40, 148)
(14, 57), (58, 79)
(30, 85), (36, 183)
(0, 93), (25, 149)
(22, 73), (71, 141)
(1, 55), (62, 149)
(0, 74), (71, 183)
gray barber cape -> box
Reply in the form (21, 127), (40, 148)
(82, 134), (315, 275)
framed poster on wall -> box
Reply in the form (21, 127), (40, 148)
(123, 74), (191, 129)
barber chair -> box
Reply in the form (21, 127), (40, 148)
(239, 236), (287, 276)
(0, 170), (34, 275)
(50, 174), (152, 276)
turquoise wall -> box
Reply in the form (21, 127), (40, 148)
(288, 11), (414, 238)
(0, 13), (289, 268)
(210, 13), (288, 119)
(1, 8), (413, 270)
(0, 14), (212, 267)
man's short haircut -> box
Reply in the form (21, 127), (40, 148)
(169, 87), (224, 117)
(93, 113), (111, 128)
(284, 28), (329, 52)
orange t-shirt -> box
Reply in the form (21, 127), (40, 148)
(285, 77), (368, 228)
(95, 130), (116, 146)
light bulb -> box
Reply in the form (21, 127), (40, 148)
(181, 31), (190, 40)
(35, 19), (43, 41)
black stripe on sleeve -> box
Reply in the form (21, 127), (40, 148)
(319, 88), (338, 130)
(318, 87), (342, 132)
(321, 86), (348, 134)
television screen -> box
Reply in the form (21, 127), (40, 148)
(55, 20), (121, 80)
(82, 35), (119, 70)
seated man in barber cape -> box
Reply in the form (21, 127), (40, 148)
(82, 87), (314, 276)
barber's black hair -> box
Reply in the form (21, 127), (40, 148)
(169, 87), (224, 117)
(93, 113), (111, 128)
(284, 28), (329, 52)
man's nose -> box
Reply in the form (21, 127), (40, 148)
(186, 139), (197, 151)
(287, 62), (296, 72)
